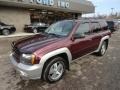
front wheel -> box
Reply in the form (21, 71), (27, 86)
(43, 57), (66, 83)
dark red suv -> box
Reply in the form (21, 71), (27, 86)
(10, 19), (111, 83)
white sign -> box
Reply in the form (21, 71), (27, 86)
(58, 1), (69, 8)
(37, 0), (54, 5)
(29, 0), (69, 8)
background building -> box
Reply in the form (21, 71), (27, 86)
(0, 0), (95, 32)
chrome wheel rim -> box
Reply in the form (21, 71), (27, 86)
(49, 62), (64, 80)
(101, 43), (106, 55)
(3, 29), (9, 35)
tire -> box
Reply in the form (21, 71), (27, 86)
(33, 29), (38, 33)
(97, 41), (107, 56)
(43, 57), (66, 83)
(2, 29), (10, 36)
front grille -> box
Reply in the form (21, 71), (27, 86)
(12, 45), (21, 63)
(13, 53), (20, 63)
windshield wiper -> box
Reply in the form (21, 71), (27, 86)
(43, 31), (62, 37)
(48, 33), (60, 37)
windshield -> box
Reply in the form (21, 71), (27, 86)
(45, 21), (75, 37)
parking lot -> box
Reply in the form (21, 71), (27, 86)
(0, 29), (120, 90)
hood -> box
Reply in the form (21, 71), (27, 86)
(25, 25), (38, 28)
(12, 34), (62, 54)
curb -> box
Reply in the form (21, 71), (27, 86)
(0, 33), (35, 39)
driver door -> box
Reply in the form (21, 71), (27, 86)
(71, 22), (95, 59)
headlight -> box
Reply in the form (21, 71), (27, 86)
(20, 54), (38, 65)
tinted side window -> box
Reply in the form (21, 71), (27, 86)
(107, 21), (114, 28)
(91, 22), (101, 33)
(75, 23), (90, 35)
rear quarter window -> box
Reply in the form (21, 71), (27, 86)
(99, 21), (108, 30)
(91, 22), (101, 33)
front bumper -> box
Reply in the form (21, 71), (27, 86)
(10, 54), (43, 80)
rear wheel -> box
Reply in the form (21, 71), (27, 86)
(97, 41), (107, 56)
(33, 29), (38, 33)
(43, 57), (66, 83)
(2, 29), (10, 35)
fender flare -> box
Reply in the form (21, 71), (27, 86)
(40, 47), (72, 65)
(39, 47), (72, 77)
(95, 35), (110, 52)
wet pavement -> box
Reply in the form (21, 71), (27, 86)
(0, 30), (120, 90)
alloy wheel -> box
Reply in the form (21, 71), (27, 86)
(48, 61), (64, 81)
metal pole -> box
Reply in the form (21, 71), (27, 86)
(111, 8), (114, 15)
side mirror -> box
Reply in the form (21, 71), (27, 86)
(74, 33), (85, 39)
